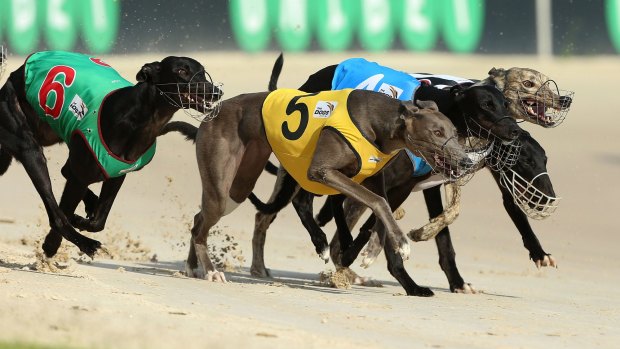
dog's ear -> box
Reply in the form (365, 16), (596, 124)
(488, 67), (505, 77)
(136, 61), (161, 83)
(394, 101), (418, 138)
(450, 84), (466, 101)
(399, 101), (419, 118)
(415, 99), (439, 112)
(487, 67), (507, 90)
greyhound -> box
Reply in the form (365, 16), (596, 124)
(0, 51), (222, 257)
(413, 68), (573, 128)
(172, 71), (471, 284)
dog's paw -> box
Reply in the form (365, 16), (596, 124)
(42, 233), (63, 258)
(453, 283), (477, 294)
(185, 262), (198, 278)
(79, 238), (102, 258)
(534, 254), (557, 269)
(396, 239), (410, 261)
(360, 252), (376, 269)
(393, 207), (406, 220)
(206, 270), (227, 283)
(250, 265), (271, 278)
(409, 286), (435, 297)
(319, 247), (330, 263)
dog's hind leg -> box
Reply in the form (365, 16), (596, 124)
(251, 169), (300, 277)
(0, 147), (12, 175)
(329, 197), (371, 266)
(423, 185), (475, 293)
(194, 127), (271, 281)
(185, 213), (202, 278)
(0, 123), (101, 257)
(192, 200), (227, 282)
(251, 210), (277, 278)
(42, 172), (91, 256)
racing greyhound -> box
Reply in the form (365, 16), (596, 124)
(174, 81), (471, 285)
(0, 51), (222, 257)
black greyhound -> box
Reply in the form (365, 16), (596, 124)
(0, 51), (222, 257)
(246, 57), (523, 296)
(314, 130), (556, 293)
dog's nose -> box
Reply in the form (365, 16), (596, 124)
(212, 85), (224, 99)
(559, 95), (572, 108)
(459, 157), (474, 170)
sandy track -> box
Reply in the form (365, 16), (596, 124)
(0, 52), (619, 349)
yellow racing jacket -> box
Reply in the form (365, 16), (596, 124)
(262, 88), (397, 195)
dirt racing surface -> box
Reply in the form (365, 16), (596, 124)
(0, 52), (619, 349)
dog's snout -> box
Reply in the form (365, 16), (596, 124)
(510, 127), (521, 140)
(559, 95), (572, 108)
(459, 157), (474, 169)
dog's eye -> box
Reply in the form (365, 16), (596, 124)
(484, 101), (495, 109)
(522, 80), (534, 88)
(433, 130), (443, 137)
(177, 68), (188, 76)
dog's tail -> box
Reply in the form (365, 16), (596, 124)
(264, 161), (279, 175)
(0, 148), (13, 176)
(268, 53), (284, 92)
(247, 171), (298, 214)
(160, 121), (198, 142)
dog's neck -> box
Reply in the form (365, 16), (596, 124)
(351, 95), (408, 155)
(100, 82), (178, 161)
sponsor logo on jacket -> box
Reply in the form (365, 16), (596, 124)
(313, 101), (338, 118)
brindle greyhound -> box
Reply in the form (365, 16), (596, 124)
(171, 75), (470, 284)
(0, 52), (222, 257)
(413, 67), (573, 127)
(476, 68), (573, 127)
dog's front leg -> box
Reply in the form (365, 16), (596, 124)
(291, 190), (330, 262)
(82, 189), (99, 219)
(71, 176), (125, 233)
(380, 221), (434, 297)
(490, 171), (556, 268)
(307, 167), (409, 263)
(422, 185), (475, 293)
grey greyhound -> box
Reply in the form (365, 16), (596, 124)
(180, 87), (470, 282)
